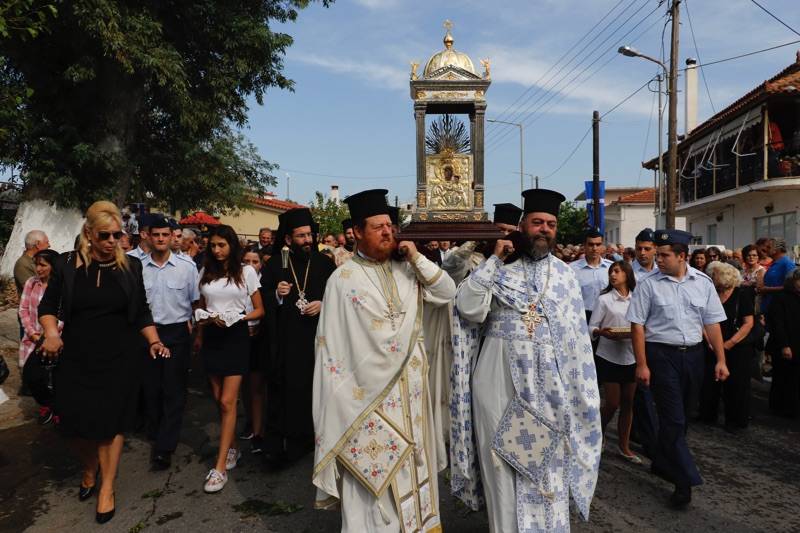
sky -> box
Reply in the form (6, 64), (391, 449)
(244, 0), (800, 208)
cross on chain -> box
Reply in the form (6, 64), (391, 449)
(384, 308), (405, 331)
(521, 304), (543, 337)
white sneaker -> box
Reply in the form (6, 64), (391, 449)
(225, 448), (242, 471)
(204, 469), (227, 493)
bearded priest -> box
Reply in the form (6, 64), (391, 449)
(312, 189), (455, 532)
(450, 188), (602, 532)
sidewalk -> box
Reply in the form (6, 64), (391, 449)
(0, 308), (36, 431)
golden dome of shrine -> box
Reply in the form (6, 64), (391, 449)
(423, 21), (476, 78)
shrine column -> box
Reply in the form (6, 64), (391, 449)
(473, 103), (486, 201)
(415, 103), (427, 210)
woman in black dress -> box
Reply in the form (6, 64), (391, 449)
(700, 261), (755, 430)
(39, 201), (169, 524)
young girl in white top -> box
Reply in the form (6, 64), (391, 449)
(588, 260), (642, 464)
(195, 226), (264, 493)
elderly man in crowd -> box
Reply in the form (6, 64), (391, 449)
(14, 230), (50, 296)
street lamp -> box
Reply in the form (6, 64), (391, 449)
(488, 119), (524, 200)
(618, 43), (678, 229)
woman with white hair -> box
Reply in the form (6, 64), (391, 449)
(699, 261), (755, 431)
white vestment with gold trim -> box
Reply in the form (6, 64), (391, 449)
(313, 252), (455, 533)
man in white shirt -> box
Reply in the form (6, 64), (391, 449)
(570, 229), (613, 323)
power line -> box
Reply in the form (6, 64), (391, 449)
(279, 168), (414, 180)
(687, 38), (800, 69)
(542, 76), (655, 180)
(511, 11), (666, 134)
(748, 0), (800, 37)
(486, 1), (664, 151)
(486, 0), (631, 131)
(684, 0), (716, 113)
(486, 0), (654, 149)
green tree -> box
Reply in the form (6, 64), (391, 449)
(0, 0), (331, 212)
(308, 191), (349, 236)
(557, 201), (588, 245)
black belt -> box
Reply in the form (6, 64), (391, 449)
(155, 322), (189, 329)
(647, 341), (702, 352)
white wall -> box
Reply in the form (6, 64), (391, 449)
(0, 200), (84, 278)
(684, 191), (799, 251)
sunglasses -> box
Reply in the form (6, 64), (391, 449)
(97, 231), (124, 241)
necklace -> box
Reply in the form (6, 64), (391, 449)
(521, 256), (552, 338)
(288, 255), (312, 311)
(95, 259), (117, 288)
(358, 260), (404, 331)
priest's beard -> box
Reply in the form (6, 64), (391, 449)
(290, 242), (312, 261)
(519, 232), (555, 261)
(359, 235), (395, 263)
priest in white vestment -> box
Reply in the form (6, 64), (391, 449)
(451, 189), (602, 532)
(313, 189), (455, 533)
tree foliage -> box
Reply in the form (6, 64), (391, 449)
(0, 0), (330, 212)
(557, 201), (588, 245)
(308, 191), (349, 237)
(425, 114), (470, 155)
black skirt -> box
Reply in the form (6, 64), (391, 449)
(595, 355), (636, 384)
(201, 321), (249, 376)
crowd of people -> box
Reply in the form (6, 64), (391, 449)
(7, 190), (799, 531)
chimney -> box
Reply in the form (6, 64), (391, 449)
(330, 184), (340, 202)
(685, 58), (698, 135)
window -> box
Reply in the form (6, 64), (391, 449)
(754, 212), (797, 249)
(707, 224), (717, 245)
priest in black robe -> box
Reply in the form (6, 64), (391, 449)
(261, 208), (336, 465)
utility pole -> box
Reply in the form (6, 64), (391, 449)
(285, 173), (291, 201)
(488, 119), (524, 201)
(592, 110), (601, 231)
(666, 0), (680, 229)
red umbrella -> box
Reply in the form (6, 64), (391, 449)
(179, 212), (220, 226)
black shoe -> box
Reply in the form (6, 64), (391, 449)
(238, 422), (254, 440)
(96, 494), (115, 524)
(152, 451), (172, 471)
(78, 484), (96, 502)
(38, 407), (53, 425)
(669, 485), (691, 509)
(96, 507), (115, 524)
(251, 435), (263, 455)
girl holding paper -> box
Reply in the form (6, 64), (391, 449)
(195, 225), (264, 493)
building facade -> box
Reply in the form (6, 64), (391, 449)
(644, 54), (800, 252)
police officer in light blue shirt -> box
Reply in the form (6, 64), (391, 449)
(140, 215), (200, 470)
(571, 228), (613, 323)
(626, 229), (729, 509)
(632, 228), (659, 281)
(127, 213), (154, 261)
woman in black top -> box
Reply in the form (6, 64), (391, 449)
(39, 201), (169, 524)
(700, 261), (755, 430)
(767, 269), (800, 418)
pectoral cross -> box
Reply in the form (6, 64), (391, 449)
(384, 306), (405, 331)
(295, 291), (309, 311)
(521, 304), (543, 338)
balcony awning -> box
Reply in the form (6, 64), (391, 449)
(688, 107), (763, 158)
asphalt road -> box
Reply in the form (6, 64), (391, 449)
(1, 307), (799, 532)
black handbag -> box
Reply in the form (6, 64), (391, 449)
(0, 355), (9, 385)
(22, 337), (57, 406)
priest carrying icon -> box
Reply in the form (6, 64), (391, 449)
(312, 189), (455, 532)
(450, 188), (602, 532)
